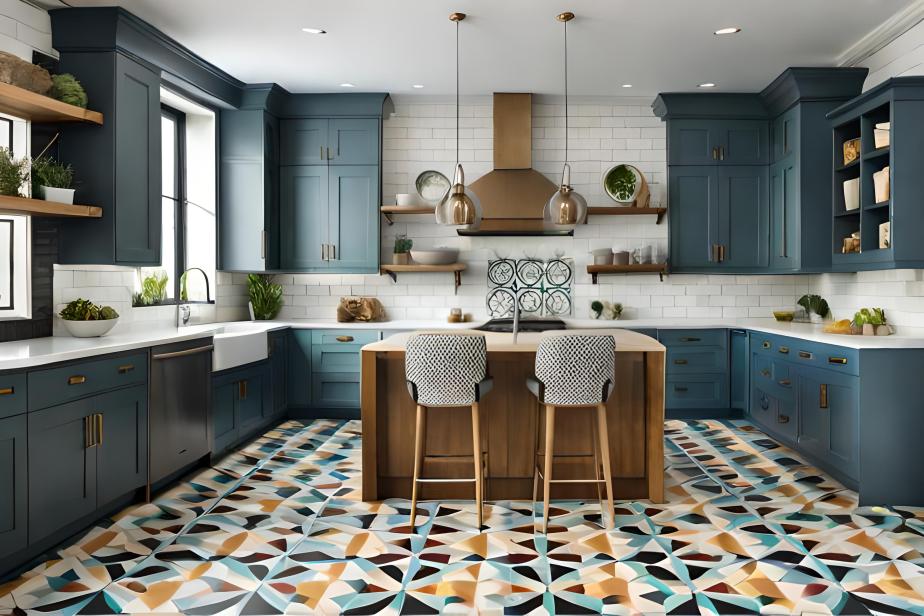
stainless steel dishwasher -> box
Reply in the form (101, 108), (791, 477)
(149, 337), (213, 489)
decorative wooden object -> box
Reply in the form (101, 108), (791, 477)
(0, 81), (103, 125)
(0, 195), (101, 218)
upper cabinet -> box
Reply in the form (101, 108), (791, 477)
(281, 118), (379, 166)
(655, 68), (868, 274)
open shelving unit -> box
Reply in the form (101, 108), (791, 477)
(0, 81), (104, 125)
(586, 206), (667, 224)
(380, 205), (435, 225)
(0, 195), (102, 218)
(587, 263), (668, 283)
(380, 263), (466, 294)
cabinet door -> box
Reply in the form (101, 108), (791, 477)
(797, 367), (859, 481)
(114, 53), (161, 265)
(668, 166), (717, 269)
(212, 380), (239, 454)
(0, 414), (27, 556)
(281, 166), (329, 270)
(769, 158), (799, 270)
(281, 119), (328, 165)
(328, 119), (379, 165)
(717, 166), (769, 269)
(237, 373), (265, 434)
(287, 330), (312, 409)
(28, 399), (97, 543)
(96, 385), (147, 504)
(772, 108), (798, 164)
(328, 165), (379, 273)
(270, 333), (288, 417)
(717, 120), (769, 165)
(668, 120), (719, 165)
(312, 372), (361, 409)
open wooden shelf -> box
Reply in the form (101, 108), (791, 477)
(0, 195), (101, 218)
(587, 263), (668, 283)
(586, 206), (667, 224)
(0, 81), (103, 125)
(380, 206), (435, 224)
(380, 263), (466, 293)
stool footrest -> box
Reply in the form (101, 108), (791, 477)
(423, 453), (483, 460)
(415, 477), (476, 484)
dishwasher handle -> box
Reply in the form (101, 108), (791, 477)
(152, 344), (214, 361)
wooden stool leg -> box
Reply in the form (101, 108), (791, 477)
(596, 404), (616, 529)
(532, 404), (542, 505)
(542, 404), (556, 534)
(410, 404), (426, 530)
(471, 402), (483, 530)
(590, 410), (603, 506)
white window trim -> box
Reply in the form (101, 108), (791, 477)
(0, 112), (32, 320)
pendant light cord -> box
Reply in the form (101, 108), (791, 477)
(564, 18), (569, 166)
(455, 19), (460, 169)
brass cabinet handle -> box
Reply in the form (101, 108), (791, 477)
(719, 245), (726, 262)
(673, 359), (688, 365)
(118, 364), (135, 374)
(828, 357), (848, 365)
(778, 414), (790, 424)
(778, 379), (791, 387)
(331, 244), (337, 260)
(336, 335), (354, 343)
(674, 386), (689, 392)
(798, 351), (812, 359)
(760, 369), (771, 378)
(261, 229), (267, 260)
(712, 147), (718, 160)
(85, 415), (97, 448)
(820, 384), (828, 409)
(778, 346), (790, 354)
(69, 375), (87, 385)
(720, 146), (725, 161)
(0, 387), (13, 396)
(84, 416), (90, 448)
(96, 413), (103, 446)
(679, 337), (701, 343)
(239, 380), (248, 400)
(320, 145), (324, 160)
(762, 341), (771, 349)
(711, 244), (719, 262)
(153, 344), (214, 361)
(322, 244), (327, 261)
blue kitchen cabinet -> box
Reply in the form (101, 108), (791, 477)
(0, 374), (26, 419)
(269, 330), (288, 418)
(287, 330), (312, 412)
(668, 167), (715, 269)
(797, 366), (859, 482)
(281, 165), (329, 270)
(212, 380), (239, 455)
(660, 329), (729, 416)
(0, 413), (27, 557)
(281, 119), (328, 165)
(211, 362), (270, 456)
(281, 118), (379, 166)
(729, 329), (749, 412)
(667, 119), (769, 165)
(95, 385), (148, 506)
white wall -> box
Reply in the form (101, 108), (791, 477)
(0, 0), (54, 59)
(860, 18), (924, 89)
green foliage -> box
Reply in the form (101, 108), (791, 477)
(133, 271), (169, 306)
(247, 274), (283, 320)
(0, 148), (28, 197)
(797, 294), (830, 318)
(605, 165), (637, 201)
(393, 235), (413, 254)
(31, 156), (74, 190)
(590, 300), (604, 318)
(853, 307), (886, 327)
(50, 73), (87, 108)
(59, 298), (119, 321)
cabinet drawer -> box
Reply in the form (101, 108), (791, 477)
(311, 330), (379, 347)
(659, 329), (727, 349)
(667, 347), (727, 373)
(0, 374), (26, 419)
(752, 333), (858, 376)
(28, 352), (148, 410)
(666, 375), (728, 409)
(311, 330), (378, 373)
(311, 372), (360, 408)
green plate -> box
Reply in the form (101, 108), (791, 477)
(603, 164), (641, 203)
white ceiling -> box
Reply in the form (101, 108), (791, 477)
(53, 0), (918, 96)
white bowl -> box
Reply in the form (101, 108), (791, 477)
(410, 248), (459, 265)
(396, 193), (421, 207)
(61, 318), (119, 338)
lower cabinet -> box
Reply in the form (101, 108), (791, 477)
(212, 362), (270, 455)
(660, 329), (730, 415)
(0, 414), (27, 556)
(96, 385), (148, 504)
(796, 366), (859, 481)
(269, 330), (288, 417)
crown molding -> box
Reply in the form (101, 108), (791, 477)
(838, 2), (924, 67)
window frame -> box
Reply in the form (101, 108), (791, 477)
(160, 104), (187, 302)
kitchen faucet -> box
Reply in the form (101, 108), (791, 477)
(176, 267), (212, 327)
(494, 287), (529, 343)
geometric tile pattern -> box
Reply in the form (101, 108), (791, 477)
(1, 418), (923, 615)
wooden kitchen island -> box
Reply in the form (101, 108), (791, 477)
(361, 329), (666, 503)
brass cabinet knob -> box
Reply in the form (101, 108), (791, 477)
(0, 387), (13, 395)
(336, 335), (354, 343)
(68, 375), (87, 385)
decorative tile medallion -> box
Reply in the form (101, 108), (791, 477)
(486, 257), (574, 318)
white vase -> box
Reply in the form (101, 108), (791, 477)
(41, 186), (75, 204)
(809, 313), (824, 324)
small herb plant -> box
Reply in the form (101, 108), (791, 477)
(0, 148), (28, 197)
(247, 274), (283, 320)
(393, 235), (413, 254)
(797, 294), (830, 318)
(59, 299), (119, 321)
(853, 307), (886, 327)
(132, 271), (169, 306)
(31, 156), (74, 190)
(591, 300), (604, 319)
(50, 73), (88, 108)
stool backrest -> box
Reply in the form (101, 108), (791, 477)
(534, 334), (616, 405)
(406, 333), (488, 406)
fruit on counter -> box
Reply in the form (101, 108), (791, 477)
(822, 319), (853, 335)
(58, 298), (119, 321)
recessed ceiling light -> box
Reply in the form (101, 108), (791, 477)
(340, 83), (356, 88)
(714, 27), (741, 35)
(301, 27), (326, 34)
(698, 82), (717, 88)
(412, 84), (425, 89)
(621, 84), (633, 88)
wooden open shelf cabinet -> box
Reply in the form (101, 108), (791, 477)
(380, 263), (466, 294)
(0, 195), (102, 218)
(0, 81), (103, 125)
(380, 206), (436, 225)
(586, 206), (667, 224)
(587, 263), (668, 283)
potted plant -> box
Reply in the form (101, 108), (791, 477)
(853, 307), (890, 336)
(797, 294), (830, 324)
(0, 148), (28, 197)
(50, 73), (88, 108)
(247, 274), (283, 320)
(393, 235), (413, 265)
(132, 271), (169, 306)
(58, 298), (119, 337)
(31, 156), (75, 204)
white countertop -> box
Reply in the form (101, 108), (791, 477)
(2, 317), (922, 371)
(364, 328), (666, 353)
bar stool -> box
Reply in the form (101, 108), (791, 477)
(405, 332), (493, 530)
(528, 334), (616, 533)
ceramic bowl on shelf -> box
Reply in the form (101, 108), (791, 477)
(395, 193), (421, 207)
(60, 317), (119, 338)
(410, 248), (459, 265)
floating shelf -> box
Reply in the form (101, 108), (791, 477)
(834, 209), (861, 218)
(862, 146), (890, 160)
(866, 200), (890, 211)
(380, 263), (466, 294)
(836, 158), (861, 172)
(0, 195), (102, 218)
(0, 81), (103, 125)
(380, 205), (435, 225)
(586, 206), (667, 224)
(587, 263), (668, 283)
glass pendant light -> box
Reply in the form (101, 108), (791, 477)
(436, 12), (482, 229)
(544, 12), (587, 228)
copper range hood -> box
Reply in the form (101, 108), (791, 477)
(459, 93), (571, 236)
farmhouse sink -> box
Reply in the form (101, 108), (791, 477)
(211, 322), (271, 372)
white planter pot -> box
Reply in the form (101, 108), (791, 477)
(809, 313), (824, 324)
(41, 186), (75, 204)
(61, 317), (119, 338)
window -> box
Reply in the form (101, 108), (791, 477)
(138, 93), (216, 306)
(0, 112), (31, 320)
